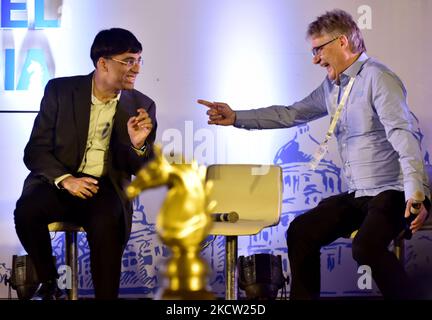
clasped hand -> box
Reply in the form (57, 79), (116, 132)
(61, 176), (99, 199)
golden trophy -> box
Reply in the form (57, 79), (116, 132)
(126, 145), (215, 299)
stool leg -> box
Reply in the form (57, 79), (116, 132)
(393, 237), (405, 267)
(65, 231), (79, 300)
(225, 235), (238, 300)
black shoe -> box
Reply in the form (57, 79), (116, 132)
(31, 280), (66, 300)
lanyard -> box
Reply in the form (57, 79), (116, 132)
(309, 77), (355, 170)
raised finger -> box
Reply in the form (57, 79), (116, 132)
(136, 111), (149, 120)
(197, 99), (215, 108)
(127, 117), (137, 127)
(137, 108), (148, 115)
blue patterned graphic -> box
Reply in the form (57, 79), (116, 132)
(26, 123), (432, 299)
(50, 197), (170, 297)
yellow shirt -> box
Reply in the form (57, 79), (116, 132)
(54, 88), (119, 187)
(55, 83), (147, 188)
(77, 92), (119, 177)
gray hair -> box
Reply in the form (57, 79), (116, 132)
(307, 9), (366, 54)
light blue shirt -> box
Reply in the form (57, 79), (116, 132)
(235, 53), (430, 201)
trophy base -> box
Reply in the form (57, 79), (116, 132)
(161, 289), (216, 300)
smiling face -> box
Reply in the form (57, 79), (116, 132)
(102, 51), (142, 91)
(311, 34), (346, 81)
(306, 10), (366, 82)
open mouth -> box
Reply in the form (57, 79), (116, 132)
(322, 63), (333, 74)
(126, 75), (136, 82)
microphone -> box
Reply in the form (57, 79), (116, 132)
(211, 211), (239, 223)
(404, 191), (425, 240)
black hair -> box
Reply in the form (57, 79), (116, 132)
(90, 28), (142, 67)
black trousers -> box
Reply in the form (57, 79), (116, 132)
(287, 190), (424, 300)
(14, 176), (124, 299)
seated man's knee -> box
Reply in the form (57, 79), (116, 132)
(14, 186), (55, 226)
(14, 196), (36, 227)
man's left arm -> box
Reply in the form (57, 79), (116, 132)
(127, 106), (155, 154)
(113, 99), (157, 175)
(373, 70), (428, 231)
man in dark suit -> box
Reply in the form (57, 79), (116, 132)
(13, 28), (157, 299)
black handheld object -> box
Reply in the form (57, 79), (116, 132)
(404, 191), (424, 240)
(211, 211), (239, 223)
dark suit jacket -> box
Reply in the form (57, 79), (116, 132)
(22, 72), (157, 243)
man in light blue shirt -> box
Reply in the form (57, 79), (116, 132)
(198, 9), (430, 299)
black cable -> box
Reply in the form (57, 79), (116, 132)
(0, 110), (38, 113)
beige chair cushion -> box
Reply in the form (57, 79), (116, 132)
(206, 164), (282, 236)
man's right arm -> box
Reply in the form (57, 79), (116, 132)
(234, 84), (328, 130)
(23, 80), (71, 185)
(198, 83), (328, 130)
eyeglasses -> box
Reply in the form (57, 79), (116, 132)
(107, 57), (143, 68)
(311, 37), (339, 57)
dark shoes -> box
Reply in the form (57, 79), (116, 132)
(31, 280), (66, 300)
